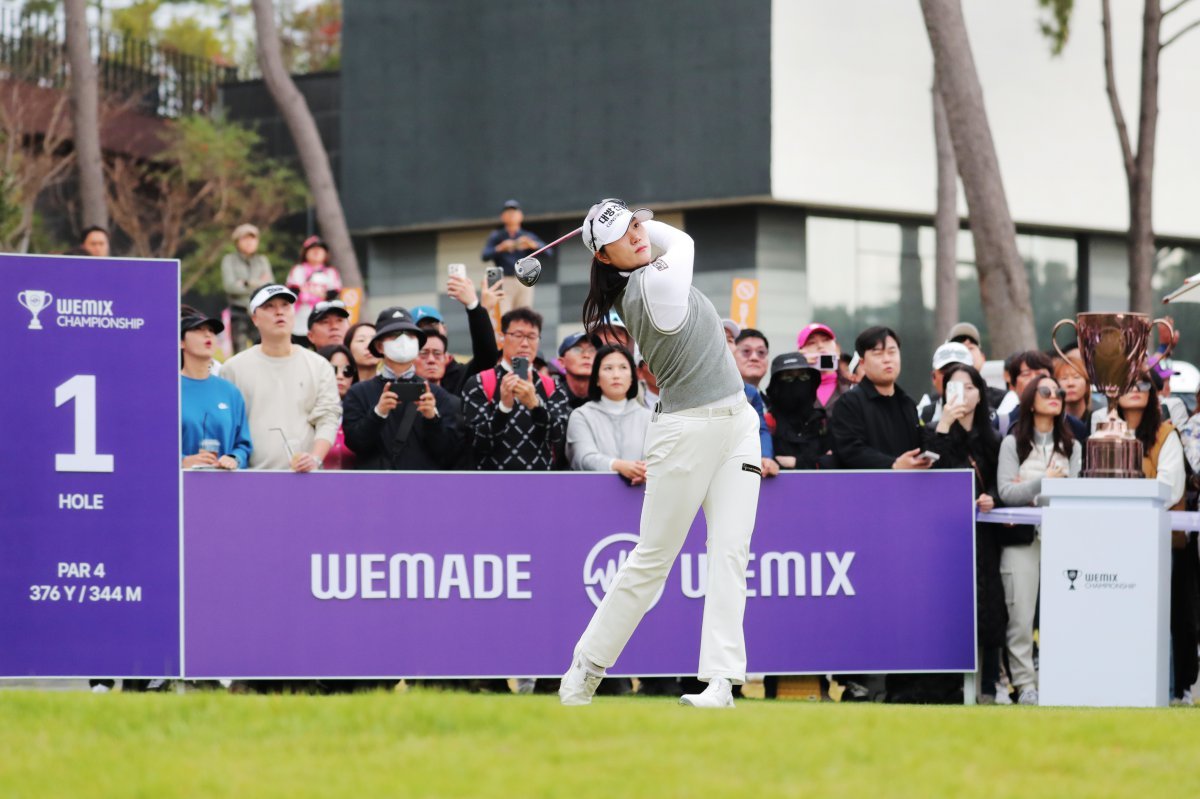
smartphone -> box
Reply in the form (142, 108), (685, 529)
(511, 356), (529, 381)
(945, 381), (965, 407)
(817, 353), (837, 371)
(485, 265), (504, 288)
(392, 382), (425, 402)
(917, 451), (941, 463)
(448, 263), (467, 280)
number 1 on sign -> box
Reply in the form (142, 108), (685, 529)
(55, 375), (114, 473)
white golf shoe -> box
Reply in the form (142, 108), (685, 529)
(558, 656), (606, 706)
(679, 677), (735, 708)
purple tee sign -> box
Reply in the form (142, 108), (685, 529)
(0, 254), (180, 678)
(184, 470), (976, 678)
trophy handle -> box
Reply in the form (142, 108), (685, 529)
(1050, 318), (1077, 362)
(1148, 317), (1177, 368)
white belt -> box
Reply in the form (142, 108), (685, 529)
(660, 396), (747, 419)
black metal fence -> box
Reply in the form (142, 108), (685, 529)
(0, 8), (236, 118)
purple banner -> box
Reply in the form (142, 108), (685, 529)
(184, 470), (976, 678)
(0, 254), (181, 677)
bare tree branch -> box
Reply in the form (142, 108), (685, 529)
(1101, 0), (1136, 180)
(1161, 17), (1200, 49)
(1163, 0), (1195, 18)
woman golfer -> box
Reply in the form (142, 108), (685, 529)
(559, 199), (761, 708)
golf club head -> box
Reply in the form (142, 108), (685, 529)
(514, 257), (542, 287)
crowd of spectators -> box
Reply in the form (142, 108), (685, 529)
(159, 218), (1200, 703)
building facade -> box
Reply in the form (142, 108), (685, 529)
(338, 0), (1200, 386)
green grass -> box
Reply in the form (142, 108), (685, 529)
(2, 690), (1198, 798)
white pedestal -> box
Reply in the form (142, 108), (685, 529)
(1039, 478), (1171, 707)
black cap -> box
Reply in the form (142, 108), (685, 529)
(181, 314), (224, 336)
(307, 299), (350, 329)
(369, 306), (426, 357)
(502, 199), (521, 211)
(770, 351), (817, 378)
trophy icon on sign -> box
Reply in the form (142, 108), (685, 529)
(18, 290), (52, 330)
(1064, 569), (1079, 591)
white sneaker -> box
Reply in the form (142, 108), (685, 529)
(91, 684), (110, 694)
(994, 682), (1013, 705)
(559, 656), (605, 706)
(679, 678), (735, 708)
(515, 678), (536, 694)
(1017, 687), (1039, 706)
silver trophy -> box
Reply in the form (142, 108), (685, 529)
(18, 290), (52, 330)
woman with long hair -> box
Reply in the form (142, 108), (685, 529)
(317, 343), (358, 470)
(559, 199), (761, 708)
(565, 345), (651, 482)
(997, 374), (1081, 706)
(925, 363), (1006, 703)
(346, 322), (380, 383)
(1115, 371), (1196, 703)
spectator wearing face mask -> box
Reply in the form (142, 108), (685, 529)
(341, 308), (462, 471)
(764, 353), (831, 470)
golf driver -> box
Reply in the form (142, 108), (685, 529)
(514, 227), (582, 287)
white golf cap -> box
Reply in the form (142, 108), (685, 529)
(248, 284), (297, 314)
(581, 198), (653, 254)
(931, 341), (973, 371)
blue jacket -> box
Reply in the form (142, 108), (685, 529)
(481, 228), (548, 275)
(181, 375), (253, 467)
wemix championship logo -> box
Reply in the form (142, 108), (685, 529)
(16, 290), (145, 331)
(583, 533), (664, 610)
(18, 289), (52, 330)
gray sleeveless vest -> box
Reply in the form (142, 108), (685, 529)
(616, 269), (744, 413)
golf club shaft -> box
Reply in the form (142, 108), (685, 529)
(525, 227), (582, 260)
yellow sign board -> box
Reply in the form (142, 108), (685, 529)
(730, 278), (759, 329)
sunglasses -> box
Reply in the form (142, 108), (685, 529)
(775, 371), (813, 383)
(331, 363), (354, 378)
(1130, 380), (1152, 393)
(1036, 385), (1066, 400)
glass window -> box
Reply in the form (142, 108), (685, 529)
(806, 216), (1077, 398)
(1153, 245), (1200, 403)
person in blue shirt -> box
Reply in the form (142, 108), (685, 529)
(480, 199), (547, 313)
(181, 312), (252, 469)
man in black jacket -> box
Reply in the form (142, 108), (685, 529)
(342, 307), (462, 470)
(830, 326), (932, 471)
(410, 275), (502, 397)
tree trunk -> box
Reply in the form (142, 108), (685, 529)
(250, 0), (363, 290)
(932, 74), (959, 343)
(919, 0), (1037, 357)
(1128, 0), (1162, 314)
(63, 0), (107, 230)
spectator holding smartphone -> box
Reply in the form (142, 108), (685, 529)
(923, 363), (1006, 704)
(997, 374), (1081, 705)
(916, 341), (974, 426)
(413, 270), (502, 396)
(341, 308), (462, 470)
(463, 307), (568, 471)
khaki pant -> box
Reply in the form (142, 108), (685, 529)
(573, 399), (761, 684)
(1000, 536), (1041, 692)
(500, 275), (535, 315)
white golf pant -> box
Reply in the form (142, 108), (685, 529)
(1000, 537), (1041, 692)
(574, 399), (761, 684)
